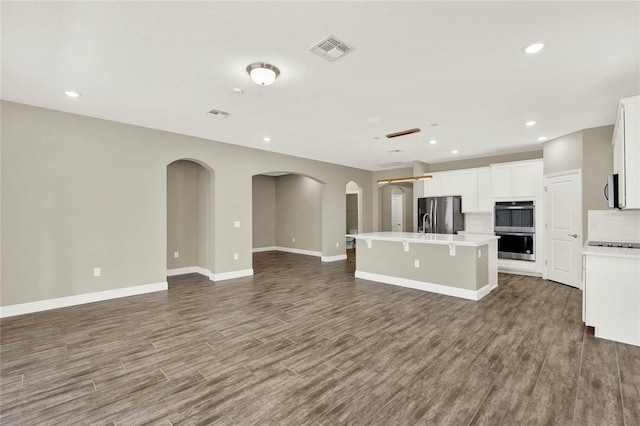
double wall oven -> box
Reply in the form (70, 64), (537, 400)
(494, 201), (535, 261)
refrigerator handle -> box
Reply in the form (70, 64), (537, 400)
(434, 199), (437, 233)
(429, 200), (434, 232)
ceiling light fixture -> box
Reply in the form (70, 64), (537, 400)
(525, 121), (536, 126)
(246, 63), (280, 86)
(451, 150), (459, 154)
(377, 175), (432, 184)
(537, 136), (547, 141)
(523, 42), (545, 54)
(263, 137), (271, 142)
(64, 91), (81, 98)
(429, 139), (437, 145)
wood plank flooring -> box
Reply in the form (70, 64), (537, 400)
(1, 250), (639, 425)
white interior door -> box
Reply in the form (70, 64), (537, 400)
(391, 194), (403, 232)
(545, 172), (582, 287)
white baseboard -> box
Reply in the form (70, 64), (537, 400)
(252, 246), (322, 257)
(498, 268), (543, 277)
(0, 281), (168, 318)
(355, 271), (491, 301)
(211, 269), (254, 282)
(167, 266), (211, 277)
(321, 254), (347, 262)
(252, 246), (277, 253)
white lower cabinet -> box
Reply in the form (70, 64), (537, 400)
(584, 252), (640, 346)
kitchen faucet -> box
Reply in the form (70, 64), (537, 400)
(422, 213), (430, 233)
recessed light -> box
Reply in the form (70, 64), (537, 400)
(451, 150), (459, 154)
(525, 121), (536, 126)
(429, 139), (437, 145)
(523, 42), (545, 54)
(263, 137), (271, 142)
(233, 88), (244, 94)
(537, 136), (547, 141)
(64, 91), (81, 98)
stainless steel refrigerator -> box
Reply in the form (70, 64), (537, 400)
(417, 196), (464, 234)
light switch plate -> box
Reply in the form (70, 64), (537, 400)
(414, 260), (420, 268)
(93, 267), (101, 277)
(234, 221), (240, 228)
(174, 251), (179, 258)
(233, 253), (238, 260)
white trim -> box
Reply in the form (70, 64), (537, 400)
(211, 268), (254, 282)
(498, 267), (543, 277)
(321, 254), (347, 262)
(0, 282), (168, 318)
(346, 190), (360, 195)
(354, 271), (491, 301)
(543, 168), (582, 178)
(252, 246), (278, 253)
(254, 246), (322, 257)
(166, 266), (211, 277)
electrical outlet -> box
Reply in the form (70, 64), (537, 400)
(292, 237), (295, 243)
(478, 249), (482, 258)
(414, 260), (420, 268)
(336, 242), (339, 247)
(234, 221), (240, 228)
(449, 243), (456, 256)
(174, 251), (179, 258)
(93, 267), (101, 277)
(233, 253), (238, 260)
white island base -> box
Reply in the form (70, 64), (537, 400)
(351, 232), (499, 301)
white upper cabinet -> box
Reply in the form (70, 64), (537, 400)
(491, 160), (541, 199)
(491, 165), (513, 198)
(613, 96), (640, 209)
(460, 171), (478, 212)
(477, 169), (492, 212)
(457, 168), (492, 213)
(441, 173), (461, 196)
(424, 173), (443, 196)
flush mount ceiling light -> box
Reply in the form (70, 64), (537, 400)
(64, 91), (81, 98)
(246, 63), (280, 86)
(523, 42), (545, 54)
(429, 139), (437, 145)
(263, 137), (271, 142)
(538, 136), (547, 141)
(525, 121), (536, 126)
(451, 150), (459, 154)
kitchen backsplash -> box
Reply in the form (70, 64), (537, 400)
(464, 212), (493, 233)
(588, 210), (640, 242)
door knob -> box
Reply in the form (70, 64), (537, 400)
(568, 233), (578, 238)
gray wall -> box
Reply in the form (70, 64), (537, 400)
(167, 160), (199, 269)
(275, 174), (322, 252)
(543, 131), (583, 175)
(1, 101), (373, 306)
(542, 125), (614, 243)
(197, 165), (212, 269)
(426, 150), (543, 173)
(346, 193), (358, 233)
(252, 175), (276, 249)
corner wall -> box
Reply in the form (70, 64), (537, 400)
(1, 101), (373, 307)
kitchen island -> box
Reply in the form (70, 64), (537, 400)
(349, 232), (499, 301)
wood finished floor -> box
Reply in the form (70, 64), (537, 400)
(1, 250), (639, 425)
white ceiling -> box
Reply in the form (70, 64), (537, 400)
(2, 2), (639, 171)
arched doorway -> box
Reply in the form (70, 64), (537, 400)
(346, 180), (362, 249)
(378, 182), (413, 232)
(166, 159), (214, 278)
(251, 172), (324, 264)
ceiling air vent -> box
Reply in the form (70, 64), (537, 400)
(207, 109), (230, 119)
(309, 35), (354, 62)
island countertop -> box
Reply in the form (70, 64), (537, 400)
(348, 231), (499, 247)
